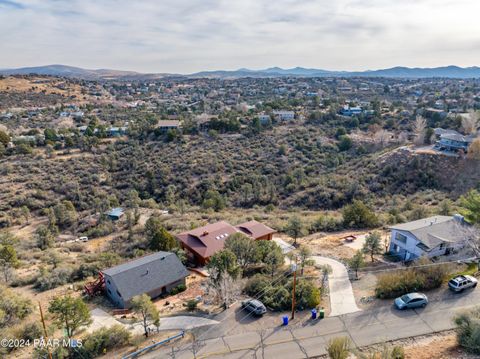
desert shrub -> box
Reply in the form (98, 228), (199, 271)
(84, 221), (116, 239)
(71, 263), (101, 281)
(390, 346), (405, 359)
(0, 286), (32, 328)
(454, 306), (480, 354)
(292, 279), (321, 309)
(342, 200), (379, 228)
(16, 321), (43, 341)
(65, 325), (131, 359)
(309, 215), (343, 233)
(34, 267), (74, 291)
(170, 283), (187, 295)
(375, 258), (449, 299)
(1, 322), (42, 355)
(244, 274), (271, 296)
(186, 299), (198, 311)
(326, 336), (350, 359)
(244, 274), (319, 311)
(10, 274), (38, 287)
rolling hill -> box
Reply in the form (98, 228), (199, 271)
(2, 64), (480, 79)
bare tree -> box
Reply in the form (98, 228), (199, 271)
(398, 131), (409, 144)
(413, 116), (426, 146)
(462, 110), (480, 135)
(206, 269), (242, 309)
(374, 129), (390, 147)
(455, 223), (480, 269)
(467, 138), (480, 160)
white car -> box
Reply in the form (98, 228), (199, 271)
(448, 275), (478, 292)
(78, 236), (89, 242)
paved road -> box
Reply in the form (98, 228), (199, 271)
(311, 256), (361, 316)
(88, 309), (219, 335)
(153, 287), (480, 359)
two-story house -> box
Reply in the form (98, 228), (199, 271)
(434, 128), (476, 153)
(389, 215), (468, 261)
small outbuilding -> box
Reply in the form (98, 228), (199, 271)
(107, 207), (124, 221)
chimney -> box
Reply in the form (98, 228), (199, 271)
(202, 231), (209, 236)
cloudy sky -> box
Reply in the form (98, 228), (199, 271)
(0, 0), (479, 73)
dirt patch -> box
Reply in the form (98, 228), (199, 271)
(154, 272), (211, 316)
(402, 332), (475, 359)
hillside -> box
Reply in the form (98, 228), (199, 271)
(2, 131), (479, 229)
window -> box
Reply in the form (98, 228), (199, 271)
(107, 289), (112, 295)
(116, 290), (122, 298)
(395, 232), (408, 244)
(439, 243), (445, 250)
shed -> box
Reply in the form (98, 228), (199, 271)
(107, 207), (124, 221)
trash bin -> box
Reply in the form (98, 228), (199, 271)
(319, 308), (325, 319)
(311, 309), (317, 320)
(282, 315), (289, 326)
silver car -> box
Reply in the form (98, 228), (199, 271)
(394, 293), (428, 310)
(241, 299), (267, 316)
(448, 275), (478, 292)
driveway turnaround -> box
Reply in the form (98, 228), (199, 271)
(152, 288), (480, 359)
(311, 256), (361, 316)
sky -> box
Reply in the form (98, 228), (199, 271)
(1, 0), (480, 74)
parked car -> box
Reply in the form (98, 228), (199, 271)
(78, 236), (89, 242)
(448, 275), (478, 292)
(394, 293), (428, 310)
(241, 299), (267, 316)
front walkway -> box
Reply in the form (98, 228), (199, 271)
(311, 256), (361, 316)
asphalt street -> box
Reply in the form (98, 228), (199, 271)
(151, 286), (480, 359)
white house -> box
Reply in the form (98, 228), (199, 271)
(273, 110), (295, 121)
(389, 215), (468, 261)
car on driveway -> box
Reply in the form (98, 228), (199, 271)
(394, 293), (428, 310)
(448, 275), (478, 292)
(241, 299), (267, 316)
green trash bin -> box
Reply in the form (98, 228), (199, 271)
(319, 308), (325, 319)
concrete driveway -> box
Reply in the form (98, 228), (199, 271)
(154, 287), (480, 358)
(311, 256), (361, 316)
(273, 237), (295, 254)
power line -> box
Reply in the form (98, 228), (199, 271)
(171, 266), (297, 356)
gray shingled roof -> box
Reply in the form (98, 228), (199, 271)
(390, 216), (466, 250)
(103, 252), (189, 301)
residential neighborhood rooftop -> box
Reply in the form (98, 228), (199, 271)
(390, 215), (467, 249)
(102, 251), (189, 302)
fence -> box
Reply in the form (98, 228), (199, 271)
(122, 331), (185, 359)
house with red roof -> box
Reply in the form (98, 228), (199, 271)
(176, 220), (276, 265)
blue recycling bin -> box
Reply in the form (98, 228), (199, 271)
(311, 309), (317, 319)
(282, 315), (289, 326)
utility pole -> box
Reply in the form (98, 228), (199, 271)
(38, 301), (53, 359)
(291, 256), (297, 320)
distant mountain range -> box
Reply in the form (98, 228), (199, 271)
(0, 64), (169, 80)
(2, 64), (480, 79)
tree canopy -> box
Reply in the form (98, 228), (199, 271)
(48, 295), (92, 338)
